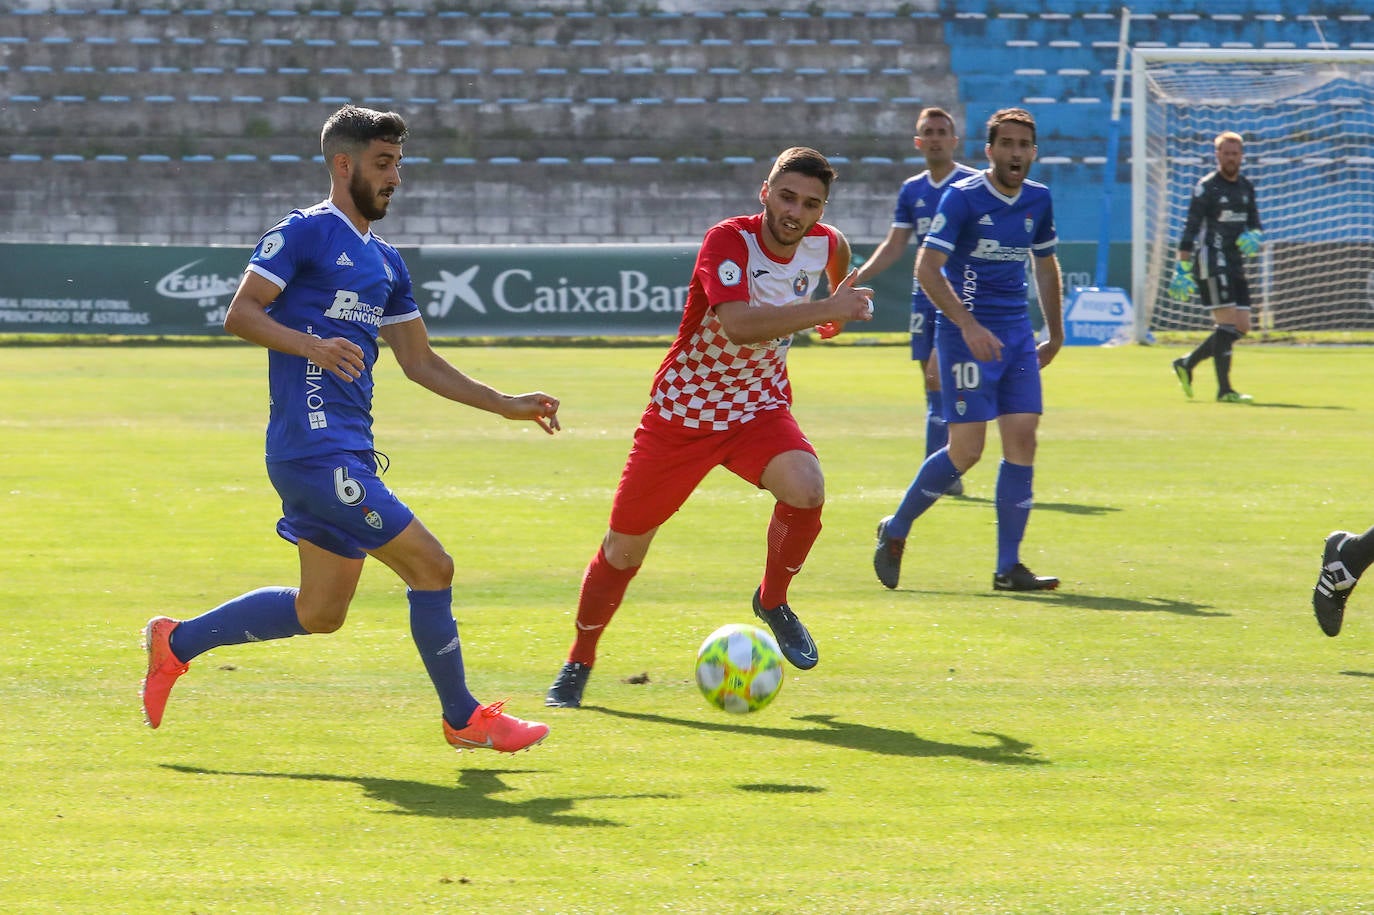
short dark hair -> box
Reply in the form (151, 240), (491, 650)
(768, 146), (837, 195)
(916, 107), (956, 133)
(321, 105), (408, 161)
(986, 107), (1037, 146)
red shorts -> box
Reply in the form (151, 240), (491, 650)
(607, 407), (816, 535)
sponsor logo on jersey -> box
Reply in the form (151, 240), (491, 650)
(752, 268), (770, 278)
(961, 265), (978, 309)
(322, 289), (384, 326)
(979, 214), (994, 226)
(304, 360), (328, 430)
(335, 252), (354, 267)
(971, 239), (1032, 262)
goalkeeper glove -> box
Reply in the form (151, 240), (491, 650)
(1169, 261), (1197, 300)
(1237, 229), (1263, 257)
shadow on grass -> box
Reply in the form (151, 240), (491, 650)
(1340, 670), (1374, 679)
(162, 763), (672, 827)
(585, 709), (1048, 767)
(1244, 401), (1352, 411)
(981, 591), (1228, 617)
(738, 783), (825, 794)
(945, 496), (1120, 517)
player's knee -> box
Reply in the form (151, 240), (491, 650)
(949, 442), (984, 471)
(297, 600), (349, 634)
(786, 484), (825, 510)
(603, 529), (651, 569)
(430, 549), (455, 586)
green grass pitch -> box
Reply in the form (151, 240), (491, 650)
(2, 339), (1372, 913)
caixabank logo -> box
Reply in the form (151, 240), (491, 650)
(420, 265), (688, 323)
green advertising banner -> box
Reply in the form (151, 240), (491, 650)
(0, 244), (248, 335)
(0, 241), (1128, 338)
(407, 244), (697, 337)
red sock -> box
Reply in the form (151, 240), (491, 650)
(569, 545), (639, 665)
(759, 502), (823, 609)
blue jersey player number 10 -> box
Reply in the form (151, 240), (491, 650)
(873, 107), (1066, 595)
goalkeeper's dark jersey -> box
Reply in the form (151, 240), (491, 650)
(1178, 171), (1261, 280)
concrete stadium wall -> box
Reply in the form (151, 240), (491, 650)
(0, 157), (904, 248)
(0, 1), (950, 247)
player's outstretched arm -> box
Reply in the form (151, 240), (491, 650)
(225, 271), (366, 381)
(380, 316), (560, 434)
(814, 233), (879, 339)
(716, 269), (873, 346)
(852, 225), (912, 288)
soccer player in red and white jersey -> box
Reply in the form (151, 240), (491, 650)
(545, 147), (875, 708)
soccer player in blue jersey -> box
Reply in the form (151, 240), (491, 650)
(873, 107), (1064, 592)
(854, 107), (980, 496)
(1170, 130), (1263, 403)
(140, 105), (560, 754)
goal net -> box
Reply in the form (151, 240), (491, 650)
(1131, 49), (1374, 338)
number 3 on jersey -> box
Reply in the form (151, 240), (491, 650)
(950, 361), (981, 391)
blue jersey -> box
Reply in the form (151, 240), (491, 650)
(893, 164), (980, 302)
(922, 171), (1057, 325)
(245, 200), (421, 462)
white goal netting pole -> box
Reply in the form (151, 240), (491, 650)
(1131, 48), (1374, 341)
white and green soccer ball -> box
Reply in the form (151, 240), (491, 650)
(694, 623), (785, 714)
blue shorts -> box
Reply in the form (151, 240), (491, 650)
(909, 296), (938, 363)
(266, 452), (415, 559)
(935, 318), (1043, 423)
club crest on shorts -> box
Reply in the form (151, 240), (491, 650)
(362, 506), (384, 530)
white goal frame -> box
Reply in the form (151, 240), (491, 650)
(1130, 48), (1374, 341)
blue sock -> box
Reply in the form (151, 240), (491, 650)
(888, 448), (961, 540)
(995, 460), (1034, 573)
(169, 586), (307, 663)
(408, 588), (479, 728)
(924, 390), (948, 457)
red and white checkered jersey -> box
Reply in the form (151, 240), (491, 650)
(649, 214), (838, 431)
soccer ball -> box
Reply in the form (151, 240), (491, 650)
(694, 623), (785, 714)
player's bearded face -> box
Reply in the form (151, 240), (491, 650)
(349, 167), (392, 221)
(347, 141), (403, 222)
(760, 173), (828, 251)
(986, 123), (1037, 193)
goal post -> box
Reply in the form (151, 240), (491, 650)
(1131, 48), (1374, 341)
